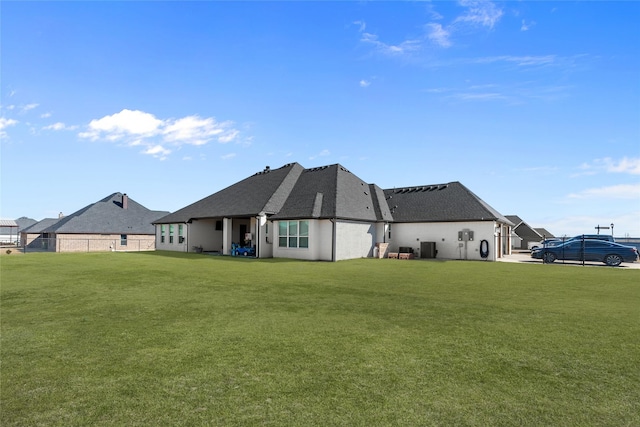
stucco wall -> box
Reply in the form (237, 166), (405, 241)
(272, 219), (334, 261)
(389, 221), (500, 261)
(334, 220), (377, 261)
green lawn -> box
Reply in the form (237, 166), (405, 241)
(1, 252), (639, 426)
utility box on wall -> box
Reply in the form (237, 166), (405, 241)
(420, 241), (437, 258)
(458, 229), (474, 241)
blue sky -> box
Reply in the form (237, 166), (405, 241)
(2, 1), (639, 237)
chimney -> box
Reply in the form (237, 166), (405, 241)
(264, 166), (270, 172)
(58, 212), (64, 218)
(122, 193), (128, 209)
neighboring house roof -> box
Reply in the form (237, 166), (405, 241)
(505, 215), (542, 241)
(16, 217), (38, 231)
(534, 228), (555, 238)
(271, 164), (392, 221)
(0, 219), (18, 228)
(21, 218), (61, 234)
(38, 193), (168, 234)
(505, 215), (524, 228)
(154, 163), (305, 224)
(384, 182), (513, 224)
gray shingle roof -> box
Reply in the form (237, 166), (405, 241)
(271, 164), (390, 221)
(534, 228), (555, 238)
(21, 218), (61, 234)
(154, 163), (304, 224)
(505, 215), (523, 228)
(383, 182), (513, 224)
(40, 193), (168, 234)
(155, 163), (510, 226)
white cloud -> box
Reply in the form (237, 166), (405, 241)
(353, 20), (366, 33)
(83, 109), (163, 140)
(40, 112), (52, 118)
(163, 116), (226, 146)
(359, 79), (371, 88)
(604, 157), (640, 175)
(79, 109), (242, 158)
(574, 157), (640, 177)
(43, 122), (69, 131)
(221, 153), (236, 160)
(0, 117), (18, 130)
(360, 32), (421, 56)
(0, 117), (18, 138)
(357, 1), (502, 56)
(143, 145), (171, 160)
(21, 103), (39, 112)
(473, 55), (557, 67)
(426, 23), (452, 48)
(520, 20), (535, 31)
(455, 0), (503, 29)
(567, 183), (640, 200)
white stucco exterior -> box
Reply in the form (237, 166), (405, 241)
(388, 221), (510, 261)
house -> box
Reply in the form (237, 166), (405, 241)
(506, 215), (555, 250)
(21, 193), (169, 252)
(154, 163), (513, 261)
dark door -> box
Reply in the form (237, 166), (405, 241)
(239, 224), (247, 246)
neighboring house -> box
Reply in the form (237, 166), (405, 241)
(1, 217), (37, 244)
(0, 219), (19, 244)
(506, 215), (555, 250)
(21, 217), (63, 250)
(154, 163), (513, 261)
(21, 193), (169, 252)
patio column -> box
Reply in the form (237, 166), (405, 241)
(222, 217), (233, 255)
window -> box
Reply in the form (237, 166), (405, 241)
(121, 234), (127, 246)
(178, 224), (184, 243)
(278, 220), (309, 248)
(169, 225), (174, 244)
(161, 225), (165, 243)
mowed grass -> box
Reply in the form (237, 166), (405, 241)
(1, 252), (639, 426)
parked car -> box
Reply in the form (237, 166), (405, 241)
(529, 234), (615, 251)
(529, 238), (562, 250)
(531, 239), (638, 266)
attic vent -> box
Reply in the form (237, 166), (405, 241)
(364, 191), (368, 195)
(438, 185), (448, 190)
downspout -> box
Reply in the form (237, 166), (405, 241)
(185, 221), (189, 253)
(255, 216), (260, 259)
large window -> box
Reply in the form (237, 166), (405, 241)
(178, 224), (184, 243)
(160, 225), (165, 243)
(120, 234), (127, 246)
(169, 225), (174, 243)
(278, 220), (309, 248)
